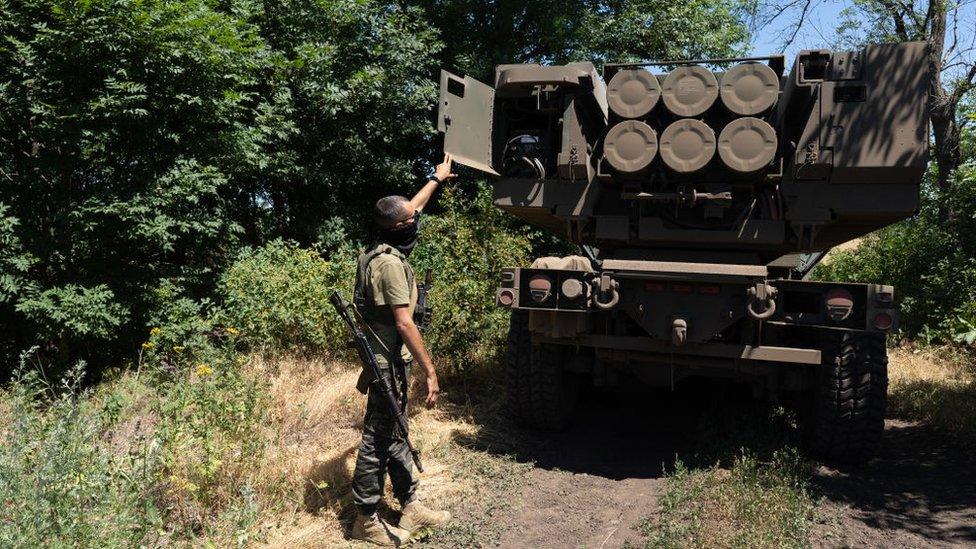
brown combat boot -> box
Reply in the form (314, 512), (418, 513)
(398, 500), (451, 533)
(350, 513), (411, 546)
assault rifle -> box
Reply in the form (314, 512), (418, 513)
(330, 290), (424, 473)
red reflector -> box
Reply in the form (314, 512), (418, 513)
(497, 289), (515, 307)
(873, 312), (893, 331)
(672, 284), (693, 294)
(645, 281), (666, 292)
(699, 285), (720, 295)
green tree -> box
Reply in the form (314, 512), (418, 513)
(413, 0), (751, 80)
(0, 0), (751, 373)
(0, 0), (440, 372)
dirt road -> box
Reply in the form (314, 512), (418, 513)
(452, 383), (976, 549)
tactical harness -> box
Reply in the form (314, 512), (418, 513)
(354, 244), (414, 315)
(352, 244), (433, 396)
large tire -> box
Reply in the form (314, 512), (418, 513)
(505, 311), (534, 420)
(505, 311), (580, 430)
(807, 331), (888, 464)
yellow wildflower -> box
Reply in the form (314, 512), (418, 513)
(235, 356), (246, 365)
(173, 346), (185, 353)
(168, 475), (199, 494)
(141, 341), (155, 350)
(226, 326), (239, 336)
(196, 364), (213, 377)
(149, 327), (161, 337)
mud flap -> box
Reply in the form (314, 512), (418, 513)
(438, 70), (498, 175)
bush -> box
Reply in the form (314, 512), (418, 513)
(141, 280), (221, 373)
(0, 356), (163, 547)
(814, 173), (976, 344)
(219, 240), (355, 354)
(154, 351), (271, 536)
(213, 185), (534, 371)
(390, 184), (533, 371)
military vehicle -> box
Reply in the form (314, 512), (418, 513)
(436, 42), (929, 462)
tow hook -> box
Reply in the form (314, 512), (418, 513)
(590, 273), (620, 310)
(746, 282), (778, 320)
(672, 318), (688, 346)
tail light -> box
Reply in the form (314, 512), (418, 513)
(825, 288), (854, 322)
(528, 274), (554, 303)
(873, 312), (893, 331)
(497, 289), (515, 307)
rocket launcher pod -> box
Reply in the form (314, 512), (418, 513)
(718, 117), (777, 173)
(604, 120), (658, 173)
(661, 65), (718, 117)
(438, 42), (930, 263)
(659, 119), (716, 173)
(720, 62), (780, 116)
(607, 68), (661, 119)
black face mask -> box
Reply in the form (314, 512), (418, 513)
(379, 211), (422, 256)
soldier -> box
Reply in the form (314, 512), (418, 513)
(349, 153), (456, 546)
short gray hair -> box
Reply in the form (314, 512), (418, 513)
(373, 195), (408, 228)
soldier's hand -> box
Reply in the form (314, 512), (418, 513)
(425, 373), (440, 408)
(434, 153), (457, 182)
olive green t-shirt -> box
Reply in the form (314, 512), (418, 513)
(362, 252), (417, 366)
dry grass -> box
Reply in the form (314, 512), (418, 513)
(887, 345), (976, 443)
(243, 354), (517, 547)
(0, 353), (525, 547)
(818, 237), (865, 267)
(888, 345), (973, 385)
(0, 390), (11, 441)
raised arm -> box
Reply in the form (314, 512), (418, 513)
(409, 153), (457, 212)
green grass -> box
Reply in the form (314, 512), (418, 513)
(627, 402), (817, 549)
(628, 449), (815, 549)
(0, 363), (164, 548)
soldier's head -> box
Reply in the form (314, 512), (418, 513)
(373, 195), (417, 230)
(374, 195), (421, 255)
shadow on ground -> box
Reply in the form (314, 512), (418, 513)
(451, 374), (793, 480)
(449, 370), (976, 546)
(814, 418), (976, 546)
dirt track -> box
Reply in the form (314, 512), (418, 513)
(451, 383), (976, 548)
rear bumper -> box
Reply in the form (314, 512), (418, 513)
(497, 260), (897, 360)
(534, 334), (821, 365)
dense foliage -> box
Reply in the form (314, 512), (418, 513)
(418, 0), (751, 79)
(815, 167), (976, 344)
(0, 0), (750, 376)
(144, 185), (532, 374)
(0, 0), (441, 374)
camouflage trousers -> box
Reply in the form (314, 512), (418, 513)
(351, 361), (418, 515)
